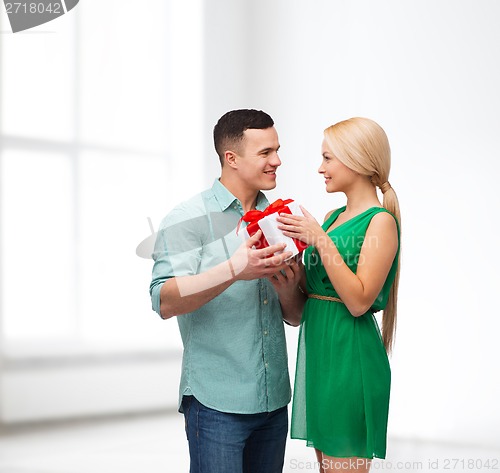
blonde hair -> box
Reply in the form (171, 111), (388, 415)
(324, 117), (401, 353)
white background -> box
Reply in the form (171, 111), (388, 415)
(1, 0), (499, 450)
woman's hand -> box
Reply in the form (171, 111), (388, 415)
(276, 206), (327, 248)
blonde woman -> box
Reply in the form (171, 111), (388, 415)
(274, 118), (401, 472)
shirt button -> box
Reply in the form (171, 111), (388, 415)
(265, 362), (268, 368)
(264, 330), (268, 336)
(263, 299), (268, 305)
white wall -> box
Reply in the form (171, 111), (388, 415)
(0, 0), (194, 424)
(202, 0), (255, 179)
(1, 354), (180, 423)
(230, 0), (500, 448)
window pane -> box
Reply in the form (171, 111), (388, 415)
(0, 150), (76, 340)
(0, 13), (75, 141)
(78, 151), (181, 349)
(79, 0), (170, 153)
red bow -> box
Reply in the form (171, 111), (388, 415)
(237, 199), (307, 253)
(240, 198), (294, 226)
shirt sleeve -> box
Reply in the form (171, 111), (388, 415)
(149, 204), (209, 316)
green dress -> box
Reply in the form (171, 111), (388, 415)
(290, 206), (400, 459)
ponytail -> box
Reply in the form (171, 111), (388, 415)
(373, 177), (401, 354)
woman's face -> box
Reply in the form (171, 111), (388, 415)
(318, 139), (358, 193)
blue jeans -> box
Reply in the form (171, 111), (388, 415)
(182, 395), (288, 473)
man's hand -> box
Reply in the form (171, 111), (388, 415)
(267, 256), (303, 300)
(230, 230), (294, 281)
(267, 255), (306, 326)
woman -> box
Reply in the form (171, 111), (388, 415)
(274, 117), (401, 472)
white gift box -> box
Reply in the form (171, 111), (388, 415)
(241, 201), (305, 257)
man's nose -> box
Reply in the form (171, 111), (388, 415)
(270, 152), (281, 167)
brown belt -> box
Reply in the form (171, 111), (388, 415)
(308, 294), (344, 304)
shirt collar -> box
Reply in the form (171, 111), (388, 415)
(212, 179), (269, 212)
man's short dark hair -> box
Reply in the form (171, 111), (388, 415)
(213, 109), (274, 165)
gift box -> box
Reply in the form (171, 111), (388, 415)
(238, 199), (308, 257)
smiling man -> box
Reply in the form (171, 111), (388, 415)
(150, 109), (303, 473)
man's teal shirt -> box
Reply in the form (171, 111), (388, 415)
(150, 179), (291, 414)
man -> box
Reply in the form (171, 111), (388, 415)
(150, 109), (303, 473)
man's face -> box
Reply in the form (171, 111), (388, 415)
(232, 127), (281, 191)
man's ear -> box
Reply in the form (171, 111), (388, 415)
(224, 151), (238, 169)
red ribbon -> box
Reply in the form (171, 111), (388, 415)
(237, 199), (307, 253)
(240, 198), (294, 226)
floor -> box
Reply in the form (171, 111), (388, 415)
(0, 412), (499, 472)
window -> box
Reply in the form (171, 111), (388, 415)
(0, 0), (204, 354)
